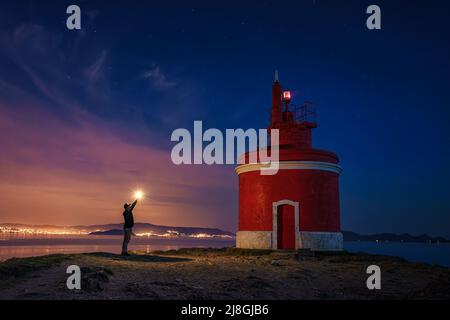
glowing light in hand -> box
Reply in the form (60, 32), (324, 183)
(134, 190), (144, 200)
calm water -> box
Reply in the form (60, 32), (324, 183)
(1, 234), (449, 267)
(345, 241), (450, 267)
(0, 234), (235, 261)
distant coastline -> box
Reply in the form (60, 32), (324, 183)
(0, 222), (234, 239)
(0, 222), (448, 243)
(342, 231), (450, 244)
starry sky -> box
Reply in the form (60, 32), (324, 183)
(0, 0), (449, 236)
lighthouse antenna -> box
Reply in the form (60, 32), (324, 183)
(274, 70), (279, 82)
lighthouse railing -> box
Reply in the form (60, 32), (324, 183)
(293, 102), (317, 125)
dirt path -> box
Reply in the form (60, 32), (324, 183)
(0, 249), (449, 299)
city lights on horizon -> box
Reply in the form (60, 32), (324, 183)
(0, 226), (234, 239)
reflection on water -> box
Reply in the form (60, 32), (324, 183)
(0, 233), (235, 261)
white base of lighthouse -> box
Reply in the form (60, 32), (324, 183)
(298, 232), (343, 251)
(236, 231), (273, 249)
(236, 231), (343, 251)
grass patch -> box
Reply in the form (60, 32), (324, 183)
(225, 247), (274, 256)
(316, 250), (407, 263)
(314, 250), (352, 257)
(151, 247), (274, 257)
(0, 254), (72, 279)
(151, 247), (228, 256)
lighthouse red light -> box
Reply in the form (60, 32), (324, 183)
(283, 90), (292, 101)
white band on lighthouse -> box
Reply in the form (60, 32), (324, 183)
(236, 231), (343, 251)
(235, 161), (342, 175)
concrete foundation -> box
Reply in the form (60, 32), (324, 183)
(236, 230), (343, 251)
(297, 231), (343, 251)
(236, 231), (272, 249)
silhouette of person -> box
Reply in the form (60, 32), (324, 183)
(121, 199), (138, 256)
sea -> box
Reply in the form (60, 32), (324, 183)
(1, 233), (449, 267)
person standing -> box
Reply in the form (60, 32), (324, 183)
(121, 199), (138, 256)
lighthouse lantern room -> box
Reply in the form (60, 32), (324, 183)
(235, 72), (343, 251)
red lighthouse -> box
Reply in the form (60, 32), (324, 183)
(235, 72), (343, 251)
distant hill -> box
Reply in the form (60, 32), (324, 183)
(90, 229), (125, 236)
(85, 223), (235, 237)
(342, 231), (450, 243)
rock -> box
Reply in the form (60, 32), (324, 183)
(124, 283), (161, 299)
(271, 260), (284, 266)
(79, 266), (113, 292)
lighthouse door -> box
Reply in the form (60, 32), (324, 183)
(276, 205), (295, 250)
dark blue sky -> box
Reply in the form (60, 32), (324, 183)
(0, 0), (449, 236)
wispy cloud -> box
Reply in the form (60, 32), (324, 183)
(12, 24), (57, 56)
(85, 50), (108, 83)
(1, 23), (85, 109)
(142, 65), (177, 90)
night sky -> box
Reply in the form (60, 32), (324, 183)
(0, 1), (449, 236)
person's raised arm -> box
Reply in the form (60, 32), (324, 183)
(130, 199), (138, 210)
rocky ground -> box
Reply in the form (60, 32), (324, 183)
(0, 248), (449, 300)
